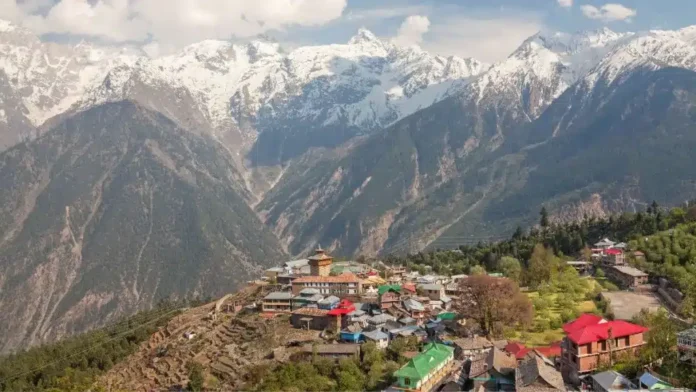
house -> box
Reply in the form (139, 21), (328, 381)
(317, 295), (340, 310)
(453, 335), (494, 360)
(276, 274), (300, 285)
(639, 372), (674, 390)
(308, 247), (333, 277)
(606, 265), (649, 289)
(366, 313), (396, 329)
(420, 283), (446, 301)
(393, 343), (455, 392)
(291, 308), (330, 330)
(594, 238), (616, 249)
(283, 258), (310, 275)
(399, 316), (417, 326)
(504, 342), (528, 359)
(402, 282), (417, 295)
(300, 344), (360, 360)
(386, 265), (408, 278)
(515, 351), (565, 391)
(603, 248), (625, 265)
(262, 292), (294, 312)
(292, 288), (324, 309)
(677, 327), (696, 365)
(589, 370), (635, 392)
(403, 298), (426, 321)
(340, 323), (363, 343)
(465, 347), (517, 391)
(363, 330), (389, 349)
(291, 273), (361, 296)
(327, 299), (357, 332)
(378, 285), (402, 309)
(264, 267), (285, 280)
(362, 275), (387, 291)
(560, 314), (648, 379)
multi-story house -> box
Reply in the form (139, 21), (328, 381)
(677, 327), (696, 365)
(560, 314), (648, 381)
(606, 265), (649, 289)
(603, 248), (626, 266)
(291, 273), (361, 296)
(262, 292), (294, 312)
(379, 285), (402, 309)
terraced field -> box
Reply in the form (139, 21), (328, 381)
(99, 285), (321, 391)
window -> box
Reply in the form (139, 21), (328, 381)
(587, 344), (592, 354)
(601, 340), (607, 351)
(625, 336), (630, 347)
(404, 378), (410, 386)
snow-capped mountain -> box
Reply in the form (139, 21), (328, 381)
(0, 21), (487, 164)
(258, 24), (696, 257)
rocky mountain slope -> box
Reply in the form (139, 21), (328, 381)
(258, 26), (696, 256)
(0, 101), (286, 354)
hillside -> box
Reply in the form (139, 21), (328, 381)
(0, 101), (286, 354)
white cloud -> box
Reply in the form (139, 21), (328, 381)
(0, 0), (347, 47)
(581, 3), (637, 22)
(557, 0), (573, 8)
(345, 5), (430, 21)
(393, 15), (430, 46)
(424, 15), (543, 63)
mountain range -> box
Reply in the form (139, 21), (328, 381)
(2, 19), (696, 352)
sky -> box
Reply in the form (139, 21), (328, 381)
(0, 0), (694, 63)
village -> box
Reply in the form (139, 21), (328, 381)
(247, 241), (696, 392)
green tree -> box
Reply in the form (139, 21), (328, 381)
(335, 359), (365, 392)
(499, 256), (522, 283)
(595, 267), (605, 279)
(469, 265), (486, 276)
(525, 244), (559, 289)
(187, 362), (205, 392)
(540, 207), (550, 228)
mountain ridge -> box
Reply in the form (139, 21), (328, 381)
(0, 100), (287, 353)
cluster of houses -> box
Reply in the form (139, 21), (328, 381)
(566, 238), (650, 291)
(255, 246), (695, 391)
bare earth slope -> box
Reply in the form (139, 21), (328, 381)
(0, 101), (287, 354)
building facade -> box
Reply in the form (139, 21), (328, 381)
(560, 314), (647, 378)
(308, 247), (333, 277)
(606, 265), (649, 289)
(262, 292), (294, 312)
(291, 273), (361, 296)
(677, 327), (696, 365)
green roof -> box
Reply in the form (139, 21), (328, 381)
(394, 343), (454, 381)
(378, 284), (402, 296)
(436, 312), (457, 320)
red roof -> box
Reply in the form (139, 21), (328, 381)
(368, 271), (378, 276)
(563, 313), (605, 334)
(515, 347), (531, 359)
(504, 342), (526, 355)
(535, 342), (562, 358)
(605, 248), (623, 255)
(327, 299), (356, 316)
(565, 319), (648, 345)
(402, 283), (416, 292)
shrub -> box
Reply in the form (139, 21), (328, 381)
(534, 318), (550, 332)
(549, 317), (563, 329)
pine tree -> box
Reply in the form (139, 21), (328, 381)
(540, 207), (550, 228)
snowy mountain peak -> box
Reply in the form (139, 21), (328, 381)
(348, 28), (384, 47)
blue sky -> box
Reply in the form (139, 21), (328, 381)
(280, 0), (696, 62)
(2, 0), (694, 63)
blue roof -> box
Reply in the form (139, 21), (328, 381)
(639, 372), (671, 388)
